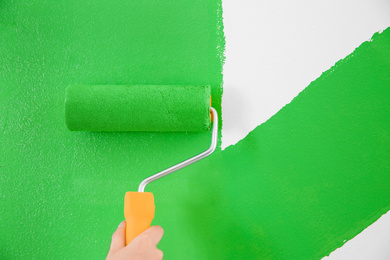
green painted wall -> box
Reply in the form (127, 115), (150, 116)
(194, 29), (390, 259)
(1, 1), (390, 259)
(0, 1), (223, 259)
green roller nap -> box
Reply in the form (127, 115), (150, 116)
(65, 85), (211, 132)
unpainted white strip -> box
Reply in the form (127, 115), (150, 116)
(222, 0), (390, 149)
(322, 210), (390, 260)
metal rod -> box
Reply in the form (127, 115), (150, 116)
(138, 107), (218, 192)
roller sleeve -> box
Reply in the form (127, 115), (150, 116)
(65, 85), (211, 132)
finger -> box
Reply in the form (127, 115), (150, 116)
(108, 221), (126, 256)
(154, 248), (164, 260)
(140, 225), (164, 246)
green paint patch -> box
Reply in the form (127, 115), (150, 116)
(1, 0), (389, 259)
(0, 1), (223, 259)
(179, 28), (390, 259)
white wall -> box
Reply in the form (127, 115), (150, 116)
(221, 0), (390, 258)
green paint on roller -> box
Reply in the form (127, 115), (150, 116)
(65, 85), (211, 132)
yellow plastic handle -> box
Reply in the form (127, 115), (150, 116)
(124, 192), (155, 245)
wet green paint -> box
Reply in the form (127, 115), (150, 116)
(65, 85), (212, 132)
(1, 1), (389, 259)
(0, 1), (223, 259)
(181, 29), (390, 259)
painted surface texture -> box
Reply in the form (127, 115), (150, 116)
(198, 29), (390, 259)
(1, 1), (390, 260)
(0, 1), (223, 259)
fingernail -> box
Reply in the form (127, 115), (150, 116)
(118, 221), (125, 228)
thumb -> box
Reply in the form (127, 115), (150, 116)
(135, 225), (164, 246)
(107, 221), (126, 256)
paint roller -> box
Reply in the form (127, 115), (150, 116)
(64, 85), (218, 245)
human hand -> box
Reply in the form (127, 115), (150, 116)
(106, 221), (164, 260)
